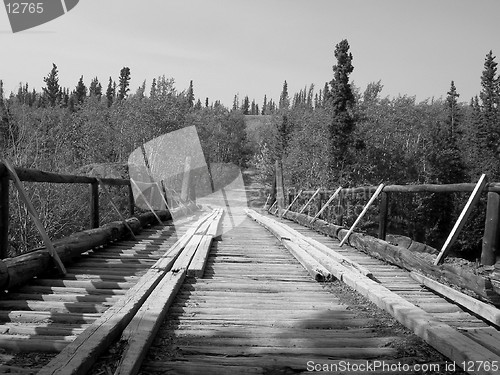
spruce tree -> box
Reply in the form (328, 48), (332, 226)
(89, 77), (102, 99)
(75, 76), (87, 104)
(150, 78), (157, 99)
(43, 63), (61, 107)
(106, 77), (115, 107)
(186, 80), (195, 107)
(242, 96), (250, 115)
(232, 94), (239, 111)
(423, 82), (467, 245)
(117, 67), (131, 100)
(262, 95), (267, 115)
(477, 51), (500, 177)
(328, 39), (355, 182)
(446, 81), (460, 140)
(279, 81), (289, 110)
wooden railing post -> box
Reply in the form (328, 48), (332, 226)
(0, 165), (9, 258)
(482, 191), (499, 265)
(90, 181), (99, 228)
(317, 192), (324, 219)
(128, 183), (135, 216)
(378, 191), (389, 240)
(336, 190), (345, 226)
(275, 160), (285, 210)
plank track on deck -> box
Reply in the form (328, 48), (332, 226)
(142, 211), (426, 375)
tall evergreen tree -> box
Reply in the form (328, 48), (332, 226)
(279, 80), (289, 110)
(328, 39), (355, 182)
(186, 80), (195, 107)
(446, 81), (460, 140)
(262, 95), (267, 115)
(0, 80), (9, 145)
(43, 63), (61, 107)
(106, 77), (115, 107)
(75, 76), (87, 104)
(242, 96), (250, 115)
(476, 51), (500, 177)
(150, 78), (157, 99)
(275, 114), (291, 158)
(232, 94), (239, 111)
(117, 67), (131, 100)
(89, 77), (102, 99)
(0, 80), (5, 110)
(422, 82), (467, 245)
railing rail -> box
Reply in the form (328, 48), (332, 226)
(0, 162), (135, 258)
(297, 182), (500, 195)
(279, 180), (500, 266)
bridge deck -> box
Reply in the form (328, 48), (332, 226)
(0, 204), (497, 373)
(141, 211), (452, 374)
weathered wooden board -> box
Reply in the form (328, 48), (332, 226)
(187, 235), (214, 277)
(115, 270), (186, 375)
(410, 271), (500, 326)
(38, 211), (216, 375)
(257, 211), (500, 375)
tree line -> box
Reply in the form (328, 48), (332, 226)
(0, 65), (251, 254)
(251, 40), (500, 259)
(0, 40), (499, 259)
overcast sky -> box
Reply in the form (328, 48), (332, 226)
(1, 0), (499, 107)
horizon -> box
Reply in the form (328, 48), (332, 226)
(1, 0), (499, 107)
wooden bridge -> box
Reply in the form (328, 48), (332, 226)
(0, 162), (500, 374)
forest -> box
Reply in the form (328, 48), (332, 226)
(0, 39), (499, 261)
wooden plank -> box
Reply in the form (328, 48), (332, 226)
(280, 209), (500, 305)
(339, 183), (384, 247)
(254, 210), (500, 374)
(298, 188), (320, 214)
(0, 169), (9, 258)
(318, 247), (500, 374)
(410, 271), (500, 326)
(171, 234), (204, 272)
(194, 211), (217, 235)
(38, 212), (214, 375)
(246, 209), (372, 278)
(310, 186), (342, 223)
(206, 209), (224, 238)
(435, 174), (488, 265)
(2, 159), (66, 275)
(187, 235), (214, 277)
(115, 271), (186, 375)
(280, 240), (333, 281)
(482, 191), (500, 265)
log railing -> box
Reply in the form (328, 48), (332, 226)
(0, 162), (134, 259)
(277, 182), (500, 266)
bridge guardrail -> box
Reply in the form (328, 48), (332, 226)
(277, 181), (500, 267)
(0, 162), (134, 258)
